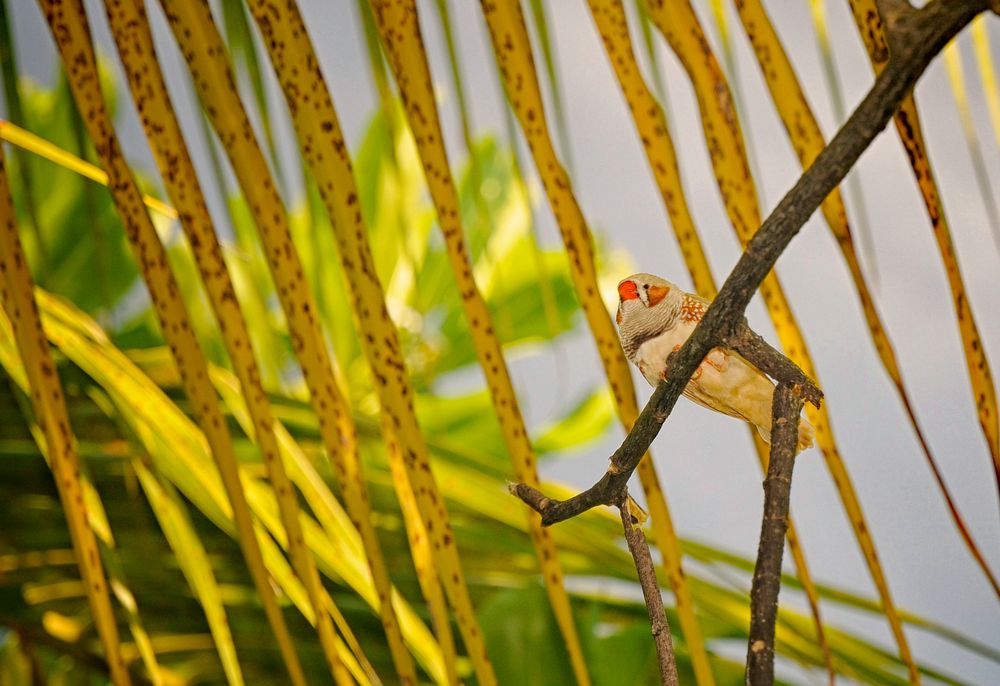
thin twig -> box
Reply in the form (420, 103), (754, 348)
(618, 492), (679, 686)
(745, 383), (804, 685)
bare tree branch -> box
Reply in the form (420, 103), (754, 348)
(617, 492), (679, 686)
(745, 383), (805, 685)
(723, 324), (821, 407)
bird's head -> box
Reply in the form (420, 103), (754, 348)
(615, 273), (682, 356)
(617, 273), (676, 319)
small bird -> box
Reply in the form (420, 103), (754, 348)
(616, 273), (814, 453)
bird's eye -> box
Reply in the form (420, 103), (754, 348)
(643, 284), (649, 290)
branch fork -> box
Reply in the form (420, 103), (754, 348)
(508, 336), (821, 528)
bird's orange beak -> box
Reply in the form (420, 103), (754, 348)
(618, 280), (639, 301)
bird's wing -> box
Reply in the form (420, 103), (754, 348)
(681, 379), (747, 421)
(681, 348), (772, 426)
(686, 292), (713, 309)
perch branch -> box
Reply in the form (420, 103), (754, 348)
(510, 0), (989, 527)
(723, 323), (822, 407)
(745, 383), (804, 685)
(618, 492), (679, 686)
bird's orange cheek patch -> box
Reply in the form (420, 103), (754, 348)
(646, 285), (670, 307)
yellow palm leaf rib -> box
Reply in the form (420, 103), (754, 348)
(478, 2), (713, 683)
(943, 38), (1000, 249)
(0, 120), (176, 220)
(152, 0), (417, 681)
(847, 0), (999, 503)
(0, 119), (439, 681)
(31, 288), (376, 684)
(209, 367), (447, 686)
(34, 2), (308, 684)
(35, 285), (432, 685)
(644, 0), (919, 680)
(132, 463), (246, 686)
(100, 1), (357, 682)
(367, 1), (591, 684)
(2, 318), (166, 683)
(0, 147), (132, 686)
(387, 443), (461, 686)
(73, 499), (164, 685)
(737, 0), (999, 601)
(808, 0), (880, 287)
(585, 1), (832, 680)
(240, 1), (494, 681)
(587, 0), (714, 298)
(14, 4), (434, 679)
(972, 17), (1000, 151)
(157, 0), (476, 681)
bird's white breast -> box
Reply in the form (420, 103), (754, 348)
(633, 324), (696, 388)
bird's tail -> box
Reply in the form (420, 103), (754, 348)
(755, 415), (815, 454)
(796, 417), (815, 453)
